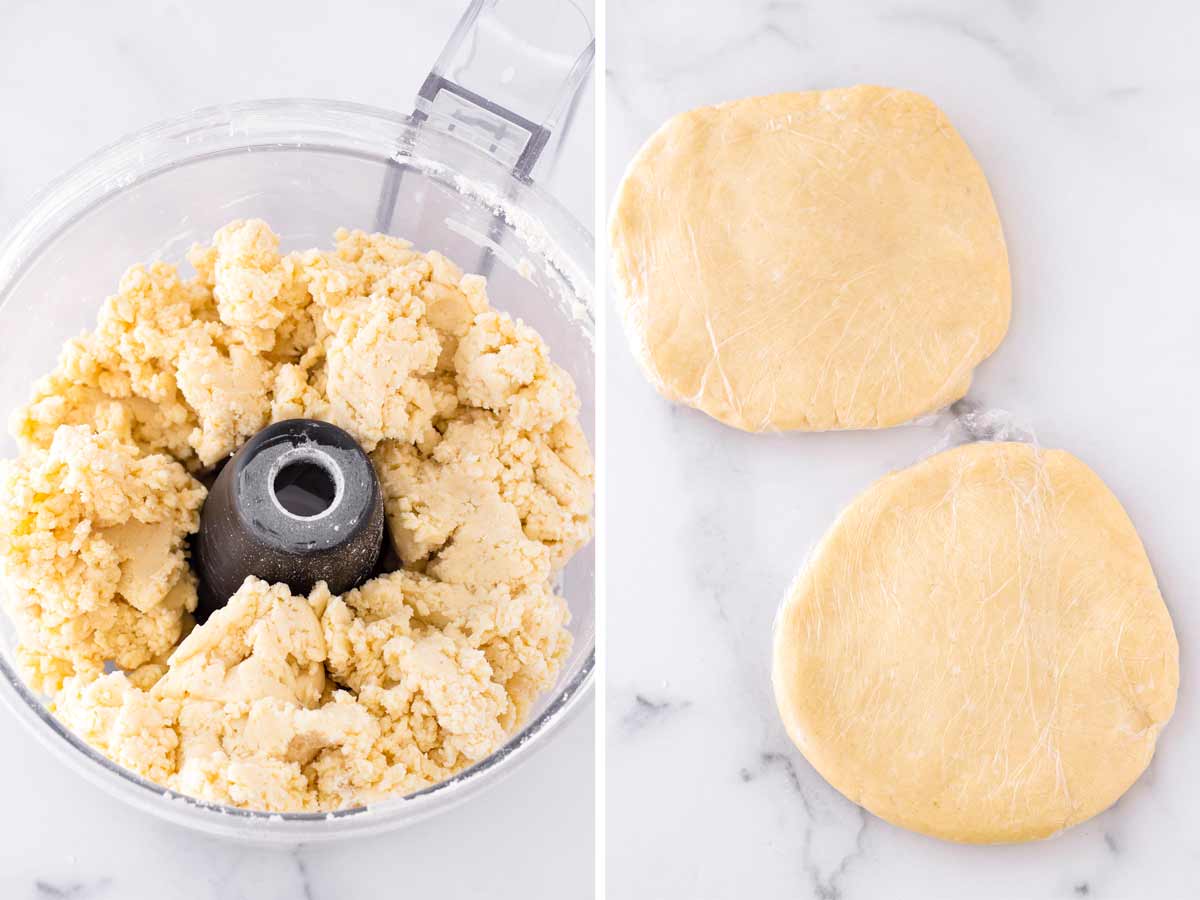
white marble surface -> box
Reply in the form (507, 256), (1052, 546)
(0, 2), (593, 898)
(606, 1), (1199, 897)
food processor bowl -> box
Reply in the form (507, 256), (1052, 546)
(0, 1), (594, 845)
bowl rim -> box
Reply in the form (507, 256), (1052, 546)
(0, 96), (595, 839)
(0, 97), (596, 306)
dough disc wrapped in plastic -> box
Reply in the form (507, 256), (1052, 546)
(772, 441), (1178, 843)
(610, 86), (1011, 432)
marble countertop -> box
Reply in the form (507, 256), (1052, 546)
(0, 2), (593, 899)
(605, 1), (1199, 897)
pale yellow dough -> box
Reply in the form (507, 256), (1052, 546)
(0, 220), (593, 812)
(772, 442), (1178, 843)
(610, 85), (1011, 432)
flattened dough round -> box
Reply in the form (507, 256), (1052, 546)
(772, 442), (1178, 843)
(610, 86), (1011, 432)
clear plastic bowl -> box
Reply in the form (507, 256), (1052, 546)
(0, 98), (594, 843)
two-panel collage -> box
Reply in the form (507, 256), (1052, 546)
(0, 1), (1196, 898)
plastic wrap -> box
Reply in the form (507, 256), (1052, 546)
(770, 405), (1179, 843)
(609, 85), (1011, 433)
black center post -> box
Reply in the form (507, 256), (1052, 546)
(193, 419), (386, 621)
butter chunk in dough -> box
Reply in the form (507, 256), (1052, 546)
(0, 425), (205, 691)
(610, 86), (1011, 432)
(373, 409), (593, 586)
(186, 219), (312, 356)
(56, 578), (374, 811)
(176, 338), (275, 467)
(12, 263), (213, 463)
(772, 442), (1178, 843)
(455, 312), (580, 432)
(320, 569), (570, 754)
(157, 576), (327, 707)
(320, 292), (449, 452)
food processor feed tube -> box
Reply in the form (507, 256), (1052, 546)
(376, 0), (595, 273)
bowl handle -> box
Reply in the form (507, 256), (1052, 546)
(413, 0), (594, 181)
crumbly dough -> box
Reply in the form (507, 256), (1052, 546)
(772, 442), (1178, 843)
(0, 221), (593, 812)
(610, 85), (1011, 432)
